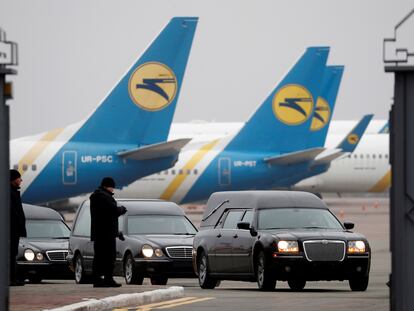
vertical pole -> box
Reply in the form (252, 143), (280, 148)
(389, 69), (414, 311)
(0, 72), (10, 310)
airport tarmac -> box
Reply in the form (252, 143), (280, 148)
(9, 197), (390, 311)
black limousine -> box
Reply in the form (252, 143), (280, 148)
(192, 191), (371, 291)
(67, 199), (197, 285)
(17, 204), (73, 283)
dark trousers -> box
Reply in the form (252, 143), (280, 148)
(92, 238), (116, 283)
(10, 235), (19, 283)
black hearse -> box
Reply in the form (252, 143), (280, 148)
(68, 199), (197, 285)
(192, 191), (371, 291)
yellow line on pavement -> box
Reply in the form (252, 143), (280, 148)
(135, 297), (199, 310)
(156, 297), (214, 309)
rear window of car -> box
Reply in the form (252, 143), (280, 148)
(258, 208), (343, 230)
(26, 220), (70, 239)
(127, 215), (197, 235)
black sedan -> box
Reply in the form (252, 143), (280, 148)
(17, 204), (73, 283)
(67, 199), (197, 285)
(193, 191), (371, 291)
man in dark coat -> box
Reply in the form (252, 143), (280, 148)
(9, 169), (27, 286)
(90, 177), (126, 287)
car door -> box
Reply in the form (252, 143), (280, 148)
(231, 210), (255, 274)
(71, 203), (94, 272)
(213, 210), (244, 274)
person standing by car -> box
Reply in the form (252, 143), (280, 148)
(9, 169), (27, 286)
(90, 177), (126, 287)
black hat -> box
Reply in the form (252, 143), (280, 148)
(101, 177), (115, 188)
(10, 169), (21, 182)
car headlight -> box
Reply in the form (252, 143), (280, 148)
(277, 240), (299, 253)
(347, 240), (366, 253)
(142, 244), (154, 258)
(36, 253), (44, 261)
(24, 249), (35, 261)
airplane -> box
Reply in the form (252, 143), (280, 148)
(117, 46), (348, 204)
(293, 133), (390, 193)
(10, 17), (198, 204)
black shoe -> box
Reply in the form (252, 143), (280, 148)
(10, 280), (25, 286)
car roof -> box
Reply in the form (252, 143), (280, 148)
(82, 199), (185, 216)
(201, 191), (327, 228)
(23, 204), (64, 221)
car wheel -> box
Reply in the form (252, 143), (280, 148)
(349, 275), (369, 291)
(198, 251), (218, 289)
(288, 279), (306, 291)
(124, 254), (144, 285)
(256, 251), (276, 291)
(150, 276), (168, 285)
(74, 254), (90, 284)
(28, 275), (42, 284)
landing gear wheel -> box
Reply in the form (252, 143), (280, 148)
(124, 254), (144, 285)
(288, 279), (306, 291)
(198, 251), (219, 289)
(349, 276), (369, 291)
(256, 251), (276, 291)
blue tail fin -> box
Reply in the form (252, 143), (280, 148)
(71, 17), (198, 145)
(307, 65), (344, 148)
(337, 114), (374, 152)
(226, 47), (329, 153)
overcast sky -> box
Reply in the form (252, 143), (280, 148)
(1, 0), (412, 138)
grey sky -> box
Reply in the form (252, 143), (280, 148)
(1, 0), (412, 139)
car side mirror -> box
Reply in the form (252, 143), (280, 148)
(344, 222), (354, 230)
(237, 222), (250, 230)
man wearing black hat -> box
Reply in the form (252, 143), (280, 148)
(90, 177), (127, 287)
(9, 169), (27, 286)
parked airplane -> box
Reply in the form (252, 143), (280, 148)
(11, 17), (198, 204)
(118, 47), (346, 204)
(293, 133), (390, 193)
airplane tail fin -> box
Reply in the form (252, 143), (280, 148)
(71, 17), (198, 145)
(336, 114), (374, 152)
(307, 65), (344, 148)
(226, 47), (329, 153)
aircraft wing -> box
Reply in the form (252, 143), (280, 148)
(117, 138), (191, 161)
(312, 149), (345, 165)
(264, 147), (325, 166)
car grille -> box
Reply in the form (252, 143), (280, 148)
(165, 246), (192, 259)
(303, 240), (345, 262)
(46, 250), (68, 262)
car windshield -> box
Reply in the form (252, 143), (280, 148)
(127, 215), (197, 235)
(26, 220), (71, 238)
(258, 208), (343, 230)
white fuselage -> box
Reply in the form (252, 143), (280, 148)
(115, 120), (390, 204)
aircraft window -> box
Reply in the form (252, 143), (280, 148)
(179, 169), (183, 175)
(13, 164), (18, 170)
(186, 169), (191, 175)
(32, 164), (37, 171)
(385, 154), (389, 159)
(354, 154), (358, 159)
(360, 154), (364, 159)
(171, 169), (176, 175)
(366, 154), (370, 159)
(194, 169), (198, 175)
(22, 164), (28, 171)
(372, 154), (376, 159)
(379, 154), (382, 159)
(164, 170), (168, 175)
(347, 155), (351, 158)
